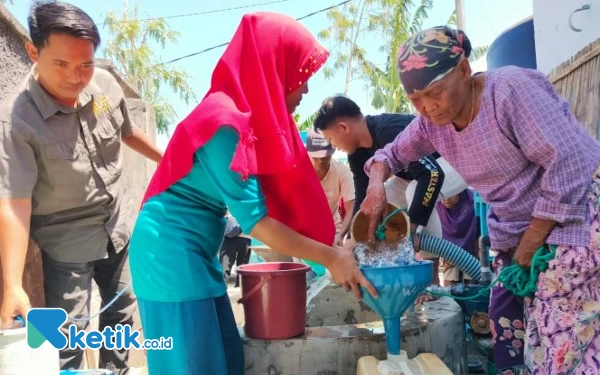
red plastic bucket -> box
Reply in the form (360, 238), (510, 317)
(237, 262), (310, 339)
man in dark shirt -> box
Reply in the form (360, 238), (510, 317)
(314, 95), (444, 230)
(314, 95), (469, 285)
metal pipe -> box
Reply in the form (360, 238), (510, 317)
(478, 236), (493, 285)
(568, 4), (591, 32)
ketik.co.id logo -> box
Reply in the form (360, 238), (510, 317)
(26, 308), (144, 350)
(26, 308), (68, 349)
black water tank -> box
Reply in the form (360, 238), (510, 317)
(486, 16), (537, 70)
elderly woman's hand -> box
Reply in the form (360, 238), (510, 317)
(361, 179), (388, 241)
(514, 219), (556, 268)
(514, 236), (543, 268)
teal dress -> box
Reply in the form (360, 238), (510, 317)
(129, 126), (267, 375)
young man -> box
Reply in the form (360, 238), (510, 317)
(306, 129), (355, 246)
(0, 2), (163, 372)
(314, 95), (468, 284)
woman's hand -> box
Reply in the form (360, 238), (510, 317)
(327, 248), (378, 300)
(514, 234), (545, 268)
(514, 239), (542, 268)
(514, 219), (556, 268)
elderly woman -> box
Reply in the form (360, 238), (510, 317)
(361, 26), (600, 375)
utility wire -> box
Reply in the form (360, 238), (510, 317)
(101, 0), (298, 25)
(157, 0), (351, 66)
(296, 0), (350, 21)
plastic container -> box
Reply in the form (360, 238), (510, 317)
(356, 353), (453, 375)
(0, 324), (60, 374)
(237, 262), (310, 339)
(351, 203), (410, 245)
(486, 16), (537, 70)
(250, 238), (324, 275)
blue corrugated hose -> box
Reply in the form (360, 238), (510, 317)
(375, 207), (481, 281)
(418, 233), (482, 282)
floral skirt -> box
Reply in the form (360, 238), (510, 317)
(490, 169), (600, 375)
(490, 252), (530, 375)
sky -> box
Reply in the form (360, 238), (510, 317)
(5, 0), (533, 150)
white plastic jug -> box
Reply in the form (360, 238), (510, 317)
(356, 351), (453, 375)
(0, 325), (60, 375)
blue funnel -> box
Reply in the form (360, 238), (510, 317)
(360, 261), (433, 355)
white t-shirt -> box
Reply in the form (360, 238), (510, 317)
(319, 160), (355, 234)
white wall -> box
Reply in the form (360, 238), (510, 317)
(533, 0), (600, 74)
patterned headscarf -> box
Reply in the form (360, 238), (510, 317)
(397, 26), (472, 94)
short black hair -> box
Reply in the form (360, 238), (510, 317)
(28, 1), (101, 50)
(313, 95), (363, 131)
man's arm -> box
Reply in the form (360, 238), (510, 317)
(123, 127), (163, 163)
(0, 199), (32, 328)
(340, 199), (355, 239)
(0, 121), (38, 327)
(118, 99), (163, 163)
(405, 156), (445, 227)
(0, 199), (31, 293)
(338, 162), (356, 239)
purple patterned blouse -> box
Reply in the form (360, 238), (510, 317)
(365, 66), (600, 251)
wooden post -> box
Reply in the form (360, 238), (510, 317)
(455, 0), (466, 30)
(0, 239), (46, 314)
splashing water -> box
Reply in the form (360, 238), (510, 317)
(355, 237), (416, 268)
(306, 237), (417, 312)
(306, 273), (331, 311)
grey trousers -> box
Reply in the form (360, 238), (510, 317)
(42, 244), (137, 375)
